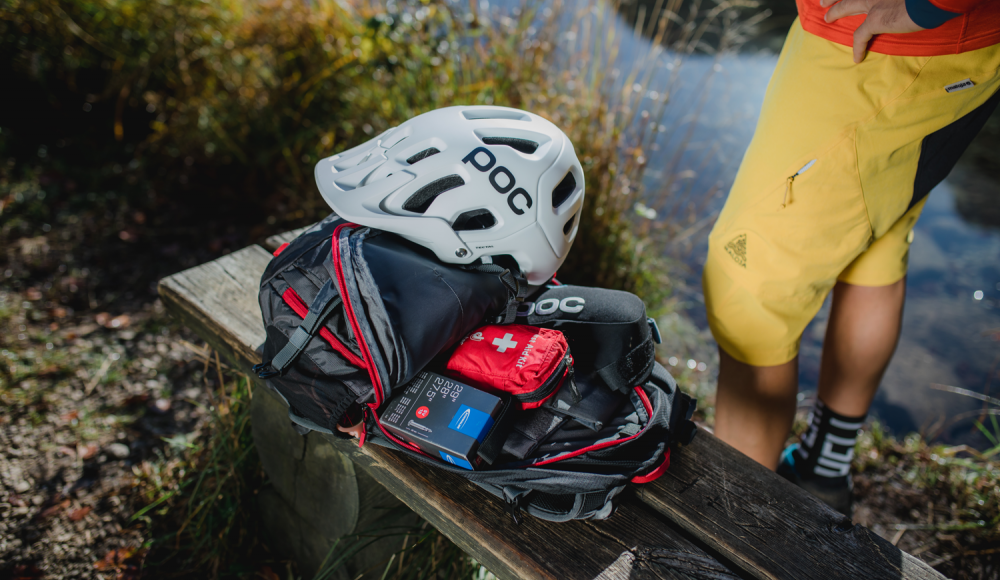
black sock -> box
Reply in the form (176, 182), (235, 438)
(795, 398), (865, 481)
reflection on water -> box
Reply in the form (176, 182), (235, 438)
(608, 0), (1000, 446)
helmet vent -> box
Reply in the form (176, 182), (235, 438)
(481, 137), (538, 154)
(452, 209), (497, 231)
(552, 171), (577, 208)
(563, 212), (577, 235)
(462, 109), (531, 122)
(406, 147), (441, 165)
(402, 175), (465, 213)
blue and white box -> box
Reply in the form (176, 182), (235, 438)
(380, 371), (507, 470)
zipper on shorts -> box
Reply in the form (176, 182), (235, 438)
(781, 159), (817, 209)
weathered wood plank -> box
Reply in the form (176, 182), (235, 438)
(637, 432), (945, 580)
(158, 245), (268, 365)
(263, 225), (314, 251)
(157, 246), (735, 580)
(316, 414), (732, 580)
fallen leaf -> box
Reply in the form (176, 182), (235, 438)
(60, 410), (79, 422)
(25, 287), (43, 301)
(11, 563), (44, 579)
(61, 323), (100, 340)
(123, 394), (150, 406)
(94, 547), (144, 577)
(95, 312), (130, 329)
(256, 566), (280, 580)
(77, 443), (98, 460)
(69, 506), (92, 521)
(39, 499), (70, 519)
(109, 314), (130, 329)
(94, 548), (132, 571)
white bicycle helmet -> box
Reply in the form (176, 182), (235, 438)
(314, 106), (585, 285)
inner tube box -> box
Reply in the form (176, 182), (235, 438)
(380, 371), (506, 470)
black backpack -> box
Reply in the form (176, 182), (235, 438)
(254, 214), (696, 522)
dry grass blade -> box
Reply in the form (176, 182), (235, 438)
(929, 383), (1000, 407)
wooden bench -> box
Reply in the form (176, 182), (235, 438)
(159, 237), (947, 580)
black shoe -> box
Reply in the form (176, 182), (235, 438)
(777, 444), (854, 517)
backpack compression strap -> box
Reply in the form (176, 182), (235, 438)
(254, 279), (341, 379)
(466, 263), (528, 324)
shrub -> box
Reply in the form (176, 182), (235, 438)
(3, 0), (759, 308)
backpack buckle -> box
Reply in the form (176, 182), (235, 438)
(252, 361), (279, 380)
(505, 495), (524, 525)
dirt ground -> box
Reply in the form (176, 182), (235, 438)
(0, 293), (218, 578)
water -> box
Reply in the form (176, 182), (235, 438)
(601, 0), (1000, 446)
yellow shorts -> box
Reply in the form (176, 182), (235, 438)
(703, 19), (1000, 367)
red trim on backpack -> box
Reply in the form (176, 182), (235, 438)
(327, 223), (430, 457)
(531, 386), (656, 467)
(330, 223), (385, 409)
(370, 408), (425, 454)
(631, 449), (670, 484)
(273, 242), (290, 257)
(280, 287), (365, 368)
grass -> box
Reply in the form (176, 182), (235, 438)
(131, 368), (263, 576)
(852, 421), (1000, 578)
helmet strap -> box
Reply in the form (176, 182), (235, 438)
(465, 261), (528, 325)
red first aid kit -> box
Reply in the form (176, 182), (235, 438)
(444, 324), (572, 410)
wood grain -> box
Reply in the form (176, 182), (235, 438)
(158, 245), (268, 365)
(637, 431), (945, 580)
(317, 415), (732, 580)
(158, 244), (945, 580)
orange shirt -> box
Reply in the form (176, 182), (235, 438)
(796, 0), (1000, 55)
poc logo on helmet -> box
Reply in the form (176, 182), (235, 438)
(517, 297), (585, 317)
(462, 147), (533, 215)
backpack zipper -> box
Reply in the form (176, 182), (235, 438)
(513, 353), (572, 405)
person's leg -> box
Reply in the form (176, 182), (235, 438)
(788, 278), (906, 502)
(714, 350), (798, 470)
(818, 279), (906, 417)
(715, 279), (907, 472)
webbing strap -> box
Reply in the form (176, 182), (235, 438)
(467, 263), (528, 325)
(502, 408), (567, 460)
(267, 280), (340, 375)
(596, 338), (655, 393)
